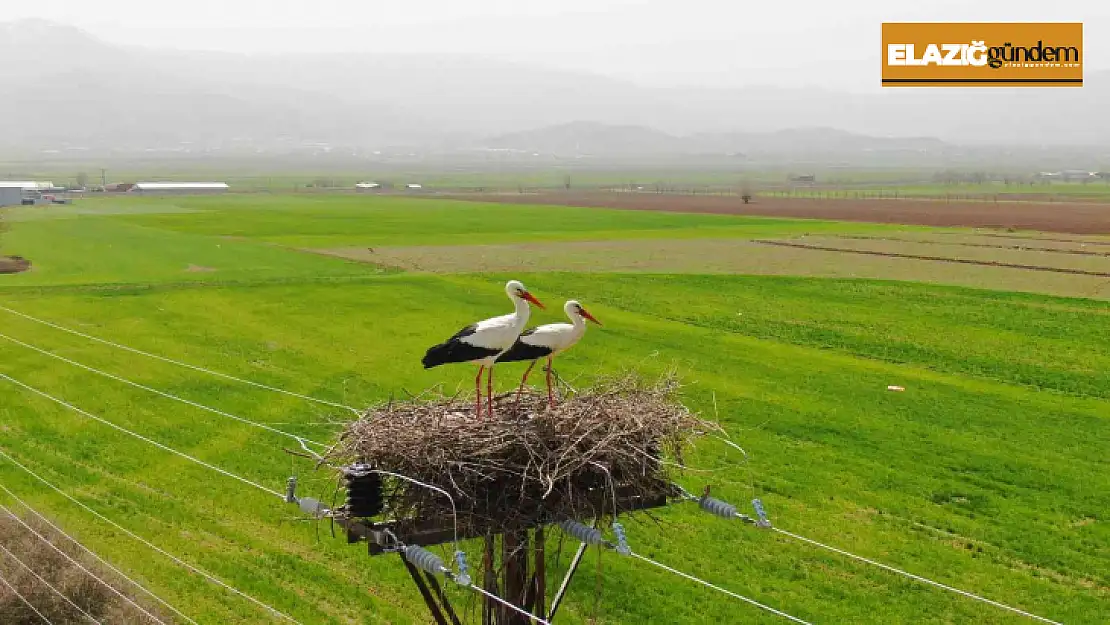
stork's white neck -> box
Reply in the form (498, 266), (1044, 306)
(511, 293), (532, 323)
(565, 304), (587, 333)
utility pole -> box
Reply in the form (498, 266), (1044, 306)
(100, 169), (107, 187)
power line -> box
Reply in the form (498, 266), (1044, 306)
(0, 371), (284, 499)
(0, 541), (101, 624)
(0, 500), (170, 625)
(0, 331), (327, 450)
(0, 482), (198, 625)
(0, 567), (54, 625)
(0, 304), (361, 415)
(676, 492), (1063, 624)
(0, 448), (303, 624)
(773, 528), (1063, 625)
(465, 582), (553, 625)
(628, 552), (812, 624)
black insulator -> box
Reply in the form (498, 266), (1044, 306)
(343, 464), (383, 518)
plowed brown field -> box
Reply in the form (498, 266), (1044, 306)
(444, 192), (1110, 234)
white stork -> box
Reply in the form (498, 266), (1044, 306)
(422, 280), (545, 417)
(496, 300), (601, 407)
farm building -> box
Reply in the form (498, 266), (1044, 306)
(355, 182), (382, 192)
(131, 182), (229, 195)
(404, 183), (424, 191)
(0, 181), (56, 207)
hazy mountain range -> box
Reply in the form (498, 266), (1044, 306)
(1, 19), (1108, 161)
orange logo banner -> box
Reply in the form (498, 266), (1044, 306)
(881, 22), (1083, 87)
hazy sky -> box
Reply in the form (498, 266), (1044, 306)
(4, 0), (1107, 91)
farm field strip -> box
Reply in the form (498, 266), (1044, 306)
(316, 237), (1110, 300)
(754, 239), (1110, 278)
(442, 192), (1110, 234)
(828, 234), (1110, 257)
(959, 232), (1110, 247)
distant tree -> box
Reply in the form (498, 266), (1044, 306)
(76, 172), (89, 188)
(563, 174), (571, 191)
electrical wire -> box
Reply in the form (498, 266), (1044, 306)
(464, 582), (553, 625)
(0, 541), (101, 624)
(0, 371), (284, 499)
(773, 528), (1063, 625)
(0, 448), (303, 624)
(370, 469), (461, 554)
(0, 500), (171, 625)
(0, 331), (328, 451)
(628, 552), (812, 624)
(0, 304), (361, 415)
(0, 567), (54, 624)
(0, 482), (198, 625)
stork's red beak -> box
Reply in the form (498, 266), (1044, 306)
(580, 308), (601, 325)
(521, 291), (545, 309)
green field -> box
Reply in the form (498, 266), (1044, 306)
(1, 194), (1107, 624)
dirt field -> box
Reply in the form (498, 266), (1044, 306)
(0, 255), (30, 274)
(313, 239), (1110, 300)
(443, 192), (1110, 234)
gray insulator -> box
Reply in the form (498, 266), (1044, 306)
(611, 522), (631, 556)
(454, 550), (472, 586)
(404, 545), (447, 576)
(699, 496), (738, 519)
(285, 476), (298, 504)
(298, 497), (325, 517)
(559, 520), (604, 546)
(752, 498), (772, 528)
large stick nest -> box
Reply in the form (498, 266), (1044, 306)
(331, 372), (718, 536)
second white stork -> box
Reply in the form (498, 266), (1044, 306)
(496, 300), (601, 407)
(421, 279), (544, 417)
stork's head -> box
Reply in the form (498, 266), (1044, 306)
(506, 280), (544, 309)
(566, 300), (601, 325)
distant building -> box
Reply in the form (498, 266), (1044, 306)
(789, 174), (816, 183)
(1037, 170), (1097, 182)
(405, 183), (424, 191)
(355, 182), (382, 192)
(104, 183), (135, 193)
(131, 182), (229, 194)
(0, 185), (22, 207)
(0, 181), (56, 207)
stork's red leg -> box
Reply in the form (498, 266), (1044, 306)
(487, 366), (495, 418)
(475, 365), (485, 418)
(546, 356), (555, 409)
(516, 360), (537, 403)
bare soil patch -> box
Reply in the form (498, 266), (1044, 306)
(754, 240), (1110, 278)
(314, 239), (1110, 299)
(0, 255), (31, 274)
(185, 264), (217, 273)
(441, 192), (1110, 235)
(844, 233), (1110, 255)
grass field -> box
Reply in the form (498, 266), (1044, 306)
(1, 194), (1108, 624)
